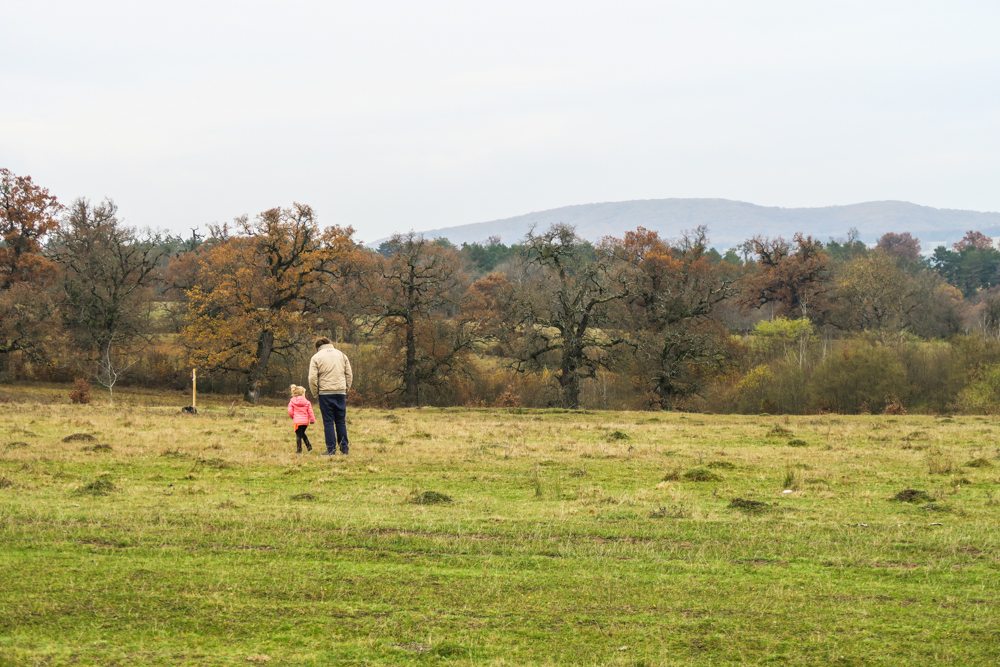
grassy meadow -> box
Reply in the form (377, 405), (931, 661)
(0, 384), (998, 666)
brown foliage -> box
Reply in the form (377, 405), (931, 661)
(739, 233), (830, 319)
(350, 233), (477, 407)
(876, 232), (921, 261)
(953, 230), (993, 252)
(615, 225), (737, 406)
(0, 168), (63, 289)
(69, 379), (92, 404)
(182, 204), (355, 402)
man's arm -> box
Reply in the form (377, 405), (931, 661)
(344, 354), (353, 392)
(308, 356), (319, 398)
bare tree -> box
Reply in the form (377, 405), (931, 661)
(350, 233), (477, 406)
(484, 224), (635, 409)
(51, 199), (165, 403)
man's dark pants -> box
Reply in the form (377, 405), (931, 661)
(318, 393), (349, 454)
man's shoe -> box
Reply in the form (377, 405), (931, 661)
(320, 451), (335, 456)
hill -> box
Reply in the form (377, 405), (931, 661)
(392, 198), (1000, 249)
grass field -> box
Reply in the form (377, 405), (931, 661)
(0, 385), (998, 666)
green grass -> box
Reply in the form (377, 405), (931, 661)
(0, 387), (998, 665)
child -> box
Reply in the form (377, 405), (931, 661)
(287, 385), (316, 453)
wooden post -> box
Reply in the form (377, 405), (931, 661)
(192, 368), (197, 409)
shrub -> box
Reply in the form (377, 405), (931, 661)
(734, 361), (809, 414)
(810, 345), (909, 414)
(926, 452), (953, 475)
(952, 364), (1000, 414)
(69, 379), (91, 405)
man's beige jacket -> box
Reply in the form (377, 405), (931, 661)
(309, 344), (353, 397)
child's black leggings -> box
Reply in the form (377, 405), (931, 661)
(295, 425), (312, 451)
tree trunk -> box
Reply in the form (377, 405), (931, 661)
(559, 345), (581, 409)
(244, 329), (275, 403)
(98, 339), (116, 406)
(404, 317), (418, 407)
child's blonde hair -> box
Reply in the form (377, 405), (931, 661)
(290, 384), (306, 397)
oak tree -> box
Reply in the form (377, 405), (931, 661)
(0, 168), (63, 289)
(51, 199), (165, 403)
(739, 233), (831, 319)
(616, 226), (737, 406)
(350, 233), (476, 407)
(182, 204), (354, 403)
(484, 224), (635, 409)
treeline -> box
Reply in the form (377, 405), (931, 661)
(6, 166), (1000, 413)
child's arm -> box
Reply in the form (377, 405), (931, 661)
(307, 402), (316, 424)
(287, 401), (295, 419)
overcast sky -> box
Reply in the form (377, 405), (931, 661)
(3, 1), (999, 242)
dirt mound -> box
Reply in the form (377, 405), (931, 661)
(82, 444), (113, 452)
(729, 498), (770, 514)
(290, 493), (317, 501)
(62, 433), (95, 443)
(409, 490), (453, 505)
(892, 489), (933, 503)
(682, 467), (722, 482)
(77, 478), (117, 496)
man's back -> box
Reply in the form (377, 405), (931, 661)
(309, 344), (353, 396)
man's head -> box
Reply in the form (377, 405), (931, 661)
(314, 337), (332, 350)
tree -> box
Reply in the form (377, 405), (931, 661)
(484, 224), (635, 409)
(615, 226), (737, 406)
(830, 249), (962, 338)
(51, 199), (166, 403)
(832, 250), (914, 334)
(0, 169), (65, 380)
(953, 230), (993, 252)
(0, 283), (66, 382)
(739, 233), (831, 319)
(460, 236), (519, 273)
(0, 168), (63, 289)
(876, 232), (921, 262)
(182, 204), (355, 403)
(750, 317), (815, 367)
(932, 244), (1000, 296)
(824, 227), (867, 262)
(350, 232), (475, 407)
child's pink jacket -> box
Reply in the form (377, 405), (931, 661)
(287, 396), (316, 426)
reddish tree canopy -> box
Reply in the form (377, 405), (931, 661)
(953, 230), (993, 252)
(0, 168), (63, 288)
(876, 232), (921, 261)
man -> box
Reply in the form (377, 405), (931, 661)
(308, 337), (353, 455)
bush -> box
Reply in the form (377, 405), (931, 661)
(733, 361), (809, 414)
(810, 345), (908, 414)
(69, 379), (91, 405)
(952, 364), (1000, 414)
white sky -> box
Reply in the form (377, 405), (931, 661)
(3, 1), (999, 243)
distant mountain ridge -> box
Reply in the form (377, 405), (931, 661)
(383, 199), (1000, 250)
